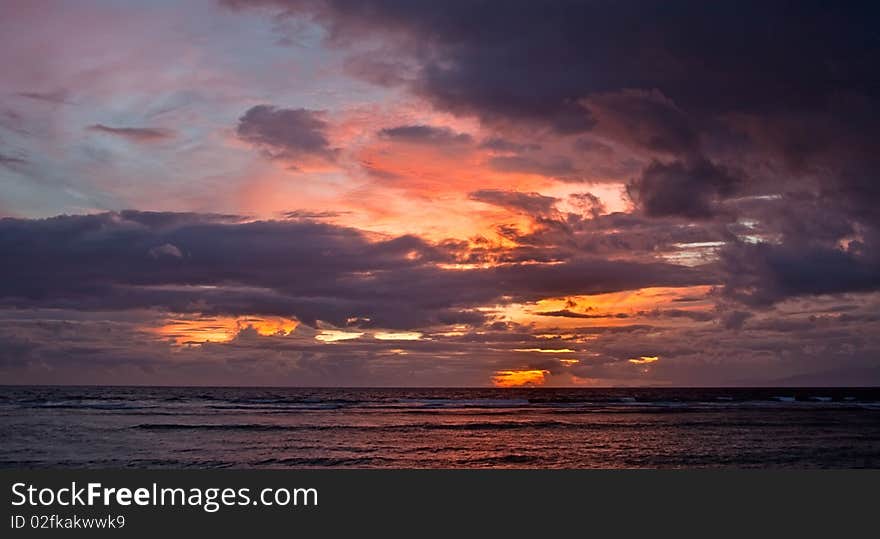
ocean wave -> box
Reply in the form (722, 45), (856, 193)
(394, 398), (531, 408)
(131, 420), (587, 432)
(456, 454), (540, 465)
(6, 387), (880, 415)
(133, 423), (294, 431)
(206, 403), (345, 411)
(24, 401), (158, 410)
(248, 456), (396, 467)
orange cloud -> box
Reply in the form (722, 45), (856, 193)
(153, 316), (298, 346)
(230, 102), (631, 244)
(495, 285), (714, 330)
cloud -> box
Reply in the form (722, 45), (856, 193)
(581, 89), (698, 155)
(715, 188), (880, 305)
(0, 211), (705, 329)
(568, 192), (606, 219)
(236, 105), (337, 163)
(720, 310), (752, 330)
(469, 189), (558, 216)
(488, 155), (577, 180)
(148, 243), (183, 259)
(627, 159), (742, 219)
(479, 137), (541, 153)
(0, 152), (27, 168)
(720, 240), (880, 306)
(378, 124), (472, 145)
(342, 52), (413, 86)
(88, 124), (174, 142)
(7, 291), (880, 386)
(16, 90), (73, 105)
(224, 3), (880, 231)
(223, 2), (880, 132)
(281, 210), (346, 220)
(534, 309), (628, 319)
(4, 1), (880, 385)
(2, 211), (877, 386)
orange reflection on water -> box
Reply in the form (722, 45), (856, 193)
(491, 369), (549, 387)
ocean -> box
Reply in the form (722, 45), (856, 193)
(1, 386), (878, 468)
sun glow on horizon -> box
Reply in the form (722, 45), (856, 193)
(491, 369), (550, 387)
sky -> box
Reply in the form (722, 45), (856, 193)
(1, 0), (879, 387)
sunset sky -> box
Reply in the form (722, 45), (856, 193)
(2, 0), (879, 386)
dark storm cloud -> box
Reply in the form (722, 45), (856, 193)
(0, 211), (705, 329)
(481, 256), (707, 301)
(236, 105), (336, 162)
(88, 124), (175, 142)
(581, 89), (699, 155)
(468, 189), (558, 217)
(223, 0), (880, 308)
(378, 124), (472, 145)
(721, 310), (753, 330)
(720, 240), (880, 306)
(223, 1), (880, 127)
(716, 190), (880, 303)
(626, 159), (742, 219)
(486, 208), (731, 264)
